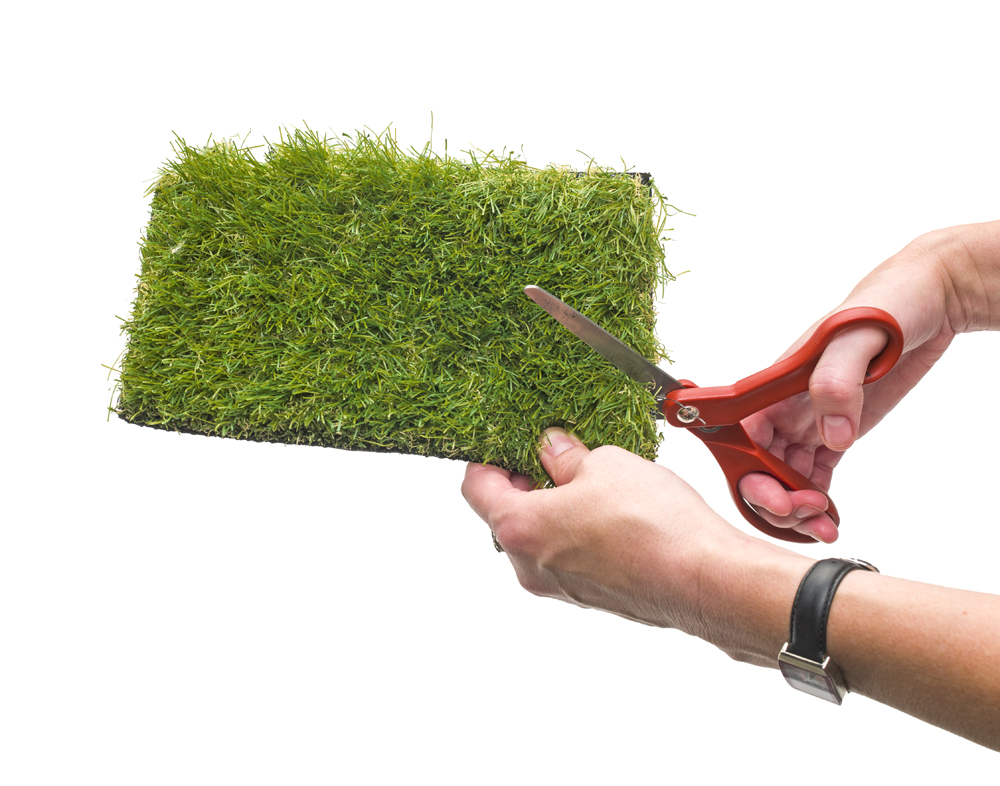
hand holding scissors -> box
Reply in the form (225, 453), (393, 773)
(525, 286), (904, 543)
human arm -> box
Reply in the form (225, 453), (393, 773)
(462, 429), (1000, 750)
(739, 220), (1000, 543)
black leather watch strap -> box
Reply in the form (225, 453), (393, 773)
(787, 558), (877, 661)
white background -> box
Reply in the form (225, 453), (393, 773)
(4, 1), (998, 782)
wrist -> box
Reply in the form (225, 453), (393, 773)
(920, 220), (1000, 333)
(694, 532), (813, 668)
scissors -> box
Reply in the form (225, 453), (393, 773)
(524, 285), (904, 543)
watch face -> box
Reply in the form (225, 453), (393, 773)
(778, 660), (843, 705)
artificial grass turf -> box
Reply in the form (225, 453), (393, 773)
(114, 128), (677, 483)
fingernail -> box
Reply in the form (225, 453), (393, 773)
(540, 427), (576, 458)
(794, 505), (822, 520)
(822, 415), (853, 450)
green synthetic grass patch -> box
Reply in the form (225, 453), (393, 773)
(114, 128), (677, 483)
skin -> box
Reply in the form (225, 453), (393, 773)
(462, 220), (1000, 750)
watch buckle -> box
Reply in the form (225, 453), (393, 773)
(777, 644), (848, 705)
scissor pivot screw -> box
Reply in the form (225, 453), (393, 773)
(676, 406), (700, 424)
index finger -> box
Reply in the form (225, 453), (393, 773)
(808, 324), (892, 450)
(461, 463), (531, 526)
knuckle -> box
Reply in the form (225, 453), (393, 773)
(459, 464), (488, 507)
(459, 477), (473, 504)
(590, 444), (626, 461)
(515, 570), (548, 597)
(809, 367), (862, 406)
(588, 444), (639, 476)
(492, 513), (537, 556)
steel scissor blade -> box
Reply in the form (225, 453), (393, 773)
(524, 285), (682, 402)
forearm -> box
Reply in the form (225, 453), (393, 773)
(830, 569), (1000, 750)
(695, 536), (1000, 750)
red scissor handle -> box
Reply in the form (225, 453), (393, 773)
(662, 307), (904, 543)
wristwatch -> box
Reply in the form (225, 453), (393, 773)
(778, 557), (879, 704)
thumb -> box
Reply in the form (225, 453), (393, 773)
(809, 325), (891, 451)
(539, 427), (590, 486)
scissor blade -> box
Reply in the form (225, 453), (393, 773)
(524, 285), (682, 400)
